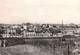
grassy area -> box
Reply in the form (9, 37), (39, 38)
(3, 45), (56, 55)
(1, 38), (76, 55)
(1, 39), (75, 55)
(1, 44), (75, 55)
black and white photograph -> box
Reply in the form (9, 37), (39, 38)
(0, 0), (80, 55)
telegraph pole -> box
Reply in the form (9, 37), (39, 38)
(62, 20), (63, 33)
(68, 46), (70, 55)
(61, 20), (63, 42)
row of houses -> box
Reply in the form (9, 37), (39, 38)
(0, 23), (80, 38)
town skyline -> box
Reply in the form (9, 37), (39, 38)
(0, 21), (80, 25)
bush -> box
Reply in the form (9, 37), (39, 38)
(5, 39), (25, 46)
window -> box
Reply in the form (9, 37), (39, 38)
(9, 32), (11, 34)
(13, 33), (15, 35)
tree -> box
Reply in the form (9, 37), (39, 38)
(0, 29), (5, 34)
(16, 28), (22, 34)
(49, 27), (61, 34)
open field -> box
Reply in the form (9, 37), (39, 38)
(0, 44), (77, 55)
(0, 45), (57, 55)
(0, 36), (79, 55)
(0, 41), (75, 55)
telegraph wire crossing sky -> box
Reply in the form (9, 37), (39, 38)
(0, 0), (80, 24)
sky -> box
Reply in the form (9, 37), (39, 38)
(0, 0), (80, 24)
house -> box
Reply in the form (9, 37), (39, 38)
(1, 28), (22, 38)
(75, 28), (80, 33)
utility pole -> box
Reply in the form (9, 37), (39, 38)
(23, 30), (26, 38)
(62, 20), (64, 33)
(68, 46), (70, 55)
(61, 20), (63, 42)
(53, 45), (56, 54)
